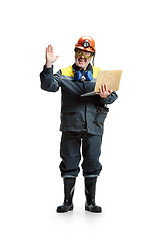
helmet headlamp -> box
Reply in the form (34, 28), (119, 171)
(82, 40), (95, 53)
(82, 40), (90, 48)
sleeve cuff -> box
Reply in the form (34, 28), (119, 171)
(100, 91), (118, 104)
(43, 65), (53, 75)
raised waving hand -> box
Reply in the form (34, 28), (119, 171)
(46, 45), (59, 68)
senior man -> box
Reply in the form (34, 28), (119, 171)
(40, 36), (118, 213)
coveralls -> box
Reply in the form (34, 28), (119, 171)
(40, 63), (118, 178)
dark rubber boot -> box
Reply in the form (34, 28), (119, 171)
(57, 178), (76, 213)
(85, 177), (102, 213)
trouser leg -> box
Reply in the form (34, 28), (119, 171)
(59, 132), (81, 177)
(82, 133), (102, 177)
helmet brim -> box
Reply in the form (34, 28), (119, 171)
(75, 44), (95, 53)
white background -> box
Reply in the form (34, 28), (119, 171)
(0, 0), (160, 239)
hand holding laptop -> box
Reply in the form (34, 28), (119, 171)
(96, 84), (112, 98)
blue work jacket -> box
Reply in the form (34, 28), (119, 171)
(40, 64), (118, 135)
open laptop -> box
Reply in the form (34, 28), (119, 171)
(81, 70), (122, 97)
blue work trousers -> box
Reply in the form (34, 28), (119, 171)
(59, 131), (102, 178)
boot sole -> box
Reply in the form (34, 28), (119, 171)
(57, 205), (73, 213)
(85, 205), (102, 213)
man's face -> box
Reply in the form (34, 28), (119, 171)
(75, 49), (93, 70)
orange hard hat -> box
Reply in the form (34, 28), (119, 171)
(75, 36), (96, 53)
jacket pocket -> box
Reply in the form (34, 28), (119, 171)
(93, 106), (109, 125)
(61, 111), (77, 128)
